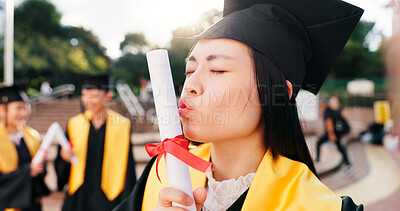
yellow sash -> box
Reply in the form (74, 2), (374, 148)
(0, 125), (40, 211)
(0, 124), (41, 174)
(67, 109), (131, 201)
(4, 208), (20, 211)
(143, 143), (342, 210)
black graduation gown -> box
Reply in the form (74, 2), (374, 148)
(55, 122), (137, 211)
(113, 157), (364, 211)
(0, 138), (50, 211)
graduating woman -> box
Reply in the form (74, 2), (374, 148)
(115, 0), (364, 210)
(0, 84), (49, 211)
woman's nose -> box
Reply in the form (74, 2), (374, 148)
(184, 71), (204, 96)
(189, 88), (198, 95)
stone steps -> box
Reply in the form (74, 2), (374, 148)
(27, 98), (158, 134)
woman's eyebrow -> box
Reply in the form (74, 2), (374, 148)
(206, 54), (234, 61)
(186, 55), (196, 63)
(185, 54), (234, 63)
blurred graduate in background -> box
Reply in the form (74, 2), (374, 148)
(0, 83), (50, 211)
(55, 75), (136, 211)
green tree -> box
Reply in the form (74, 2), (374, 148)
(113, 9), (222, 93)
(114, 53), (149, 87)
(14, 0), (64, 38)
(114, 33), (150, 87)
(1, 0), (109, 90)
(119, 33), (148, 55)
(330, 21), (384, 79)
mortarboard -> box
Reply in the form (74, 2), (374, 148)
(198, 0), (363, 95)
(0, 83), (29, 105)
(82, 74), (110, 91)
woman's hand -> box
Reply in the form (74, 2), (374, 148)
(30, 155), (46, 177)
(154, 187), (207, 211)
(60, 148), (73, 163)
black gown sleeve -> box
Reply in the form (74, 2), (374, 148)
(121, 142), (137, 199)
(0, 164), (32, 209)
(32, 167), (51, 197)
(113, 156), (156, 211)
(54, 129), (71, 191)
(341, 196), (363, 211)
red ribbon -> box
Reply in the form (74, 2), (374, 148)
(145, 135), (211, 183)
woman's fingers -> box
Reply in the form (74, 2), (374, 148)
(158, 187), (193, 207)
(155, 187), (207, 211)
(193, 187), (207, 211)
(60, 149), (72, 162)
(30, 162), (44, 177)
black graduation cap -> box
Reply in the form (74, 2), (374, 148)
(0, 83), (29, 104)
(82, 74), (110, 91)
(198, 0), (363, 95)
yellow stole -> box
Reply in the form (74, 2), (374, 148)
(0, 124), (41, 174)
(0, 124), (41, 211)
(142, 143), (342, 211)
(67, 109), (131, 201)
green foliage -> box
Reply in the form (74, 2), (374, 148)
(320, 78), (387, 93)
(323, 21), (386, 105)
(113, 9), (222, 95)
(114, 53), (149, 87)
(348, 21), (375, 45)
(119, 33), (149, 55)
(14, 0), (64, 38)
(330, 21), (384, 79)
(1, 0), (109, 90)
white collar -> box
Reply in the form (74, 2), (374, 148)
(203, 168), (255, 211)
(9, 131), (24, 146)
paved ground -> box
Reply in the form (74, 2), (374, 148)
(309, 135), (400, 211)
(350, 149), (400, 211)
(40, 133), (400, 210)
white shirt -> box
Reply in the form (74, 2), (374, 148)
(9, 131), (24, 146)
(202, 170), (255, 211)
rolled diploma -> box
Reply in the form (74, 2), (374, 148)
(31, 123), (55, 164)
(147, 49), (195, 211)
(32, 122), (78, 164)
(52, 122), (78, 164)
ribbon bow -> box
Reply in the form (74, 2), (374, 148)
(145, 135), (211, 183)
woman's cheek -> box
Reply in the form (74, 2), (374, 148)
(8, 114), (19, 127)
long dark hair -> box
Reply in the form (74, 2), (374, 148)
(251, 47), (318, 176)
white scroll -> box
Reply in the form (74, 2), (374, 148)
(32, 122), (78, 165)
(146, 49), (196, 211)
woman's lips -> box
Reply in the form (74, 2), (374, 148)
(178, 98), (192, 117)
(178, 107), (192, 117)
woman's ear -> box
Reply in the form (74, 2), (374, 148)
(286, 80), (293, 100)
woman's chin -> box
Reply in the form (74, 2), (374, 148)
(183, 125), (219, 143)
(183, 125), (205, 142)
(182, 126), (196, 140)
